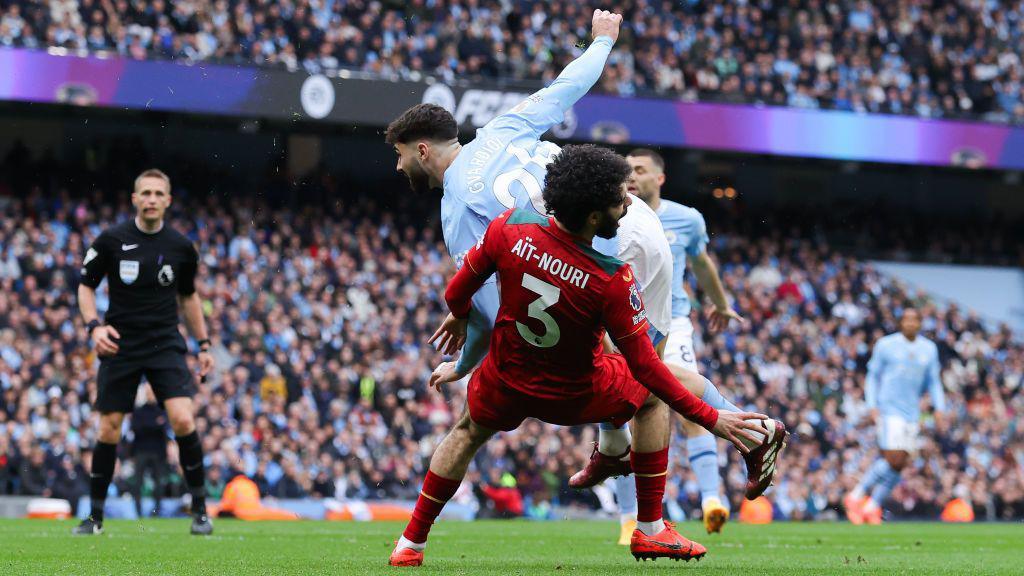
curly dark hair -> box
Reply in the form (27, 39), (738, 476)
(385, 104), (458, 145)
(542, 144), (631, 233)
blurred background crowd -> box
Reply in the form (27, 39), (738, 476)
(0, 140), (1021, 522)
(2, 0), (1023, 123)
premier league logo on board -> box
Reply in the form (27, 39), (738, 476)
(157, 264), (175, 287)
(119, 260), (139, 285)
(629, 283), (642, 311)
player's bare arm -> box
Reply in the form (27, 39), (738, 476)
(688, 250), (744, 331)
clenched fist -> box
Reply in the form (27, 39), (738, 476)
(592, 9), (623, 44)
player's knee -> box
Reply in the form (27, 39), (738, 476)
(168, 413), (195, 436)
(884, 451), (909, 470)
(98, 413), (124, 443)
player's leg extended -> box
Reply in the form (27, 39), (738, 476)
(668, 364), (786, 500)
(680, 417), (729, 533)
(629, 394), (706, 562)
(73, 411), (124, 535)
(862, 449), (909, 525)
(164, 397), (212, 535)
(392, 409), (497, 567)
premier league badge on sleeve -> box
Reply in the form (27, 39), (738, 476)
(119, 260), (140, 285)
(157, 264), (175, 287)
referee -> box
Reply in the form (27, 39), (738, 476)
(74, 169), (215, 536)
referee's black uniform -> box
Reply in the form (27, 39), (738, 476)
(80, 219), (199, 411)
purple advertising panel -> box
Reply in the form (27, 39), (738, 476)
(2, 49), (1023, 170)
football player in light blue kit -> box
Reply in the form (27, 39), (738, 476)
(629, 148), (746, 534)
(385, 10), (623, 393)
(845, 307), (946, 524)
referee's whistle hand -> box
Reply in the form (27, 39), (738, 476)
(92, 326), (120, 356)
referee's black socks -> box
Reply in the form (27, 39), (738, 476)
(89, 441), (118, 522)
(175, 431), (207, 515)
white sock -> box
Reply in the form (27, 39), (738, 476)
(599, 427), (632, 457)
(637, 518), (666, 536)
(850, 486), (865, 500)
(397, 535), (425, 552)
(862, 498), (880, 513)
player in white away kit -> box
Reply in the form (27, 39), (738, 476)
(570, 150), (789, 540)
(591, 179), (674, 545)
(844, 307), (946, 524)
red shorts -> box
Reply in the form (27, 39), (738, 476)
(467, 354), (650, 432)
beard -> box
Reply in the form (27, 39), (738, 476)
(404, 167), (431, 194)
(594, 210), (622, 239)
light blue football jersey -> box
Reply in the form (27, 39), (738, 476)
(865, 332), (945, 421)
(655, 199), (708, 318)
(441, 36), (614, 373)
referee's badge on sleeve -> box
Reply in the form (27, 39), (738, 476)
(158, 264), (175, 286)
(119, 260), (139, 285)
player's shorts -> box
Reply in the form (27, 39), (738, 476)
(467, 354), (650, 432)
(96, 349), (195, 414)
(877, 415), (920, 452)
(664, 316), (698, 373)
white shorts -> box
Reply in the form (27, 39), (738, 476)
(877, 415), (919, 452)
(664, 316), (698, 373)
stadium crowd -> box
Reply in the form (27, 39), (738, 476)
(2, 0), (1024, 123)
(0, 145), (1021, 523)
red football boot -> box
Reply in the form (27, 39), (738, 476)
(389, 542), (424, 567)
(630, 522), (707, 562)
(568, 443), (631, 489)
(742, 419), (788, 500)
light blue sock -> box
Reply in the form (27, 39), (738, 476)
(598, 422), (622, 431)
(858, 458), (892, 494)
(686, 433), (725, 508)
(700, 377), (743, 413)
(614, 474), (638, 518)
(870, 463), (902, 506)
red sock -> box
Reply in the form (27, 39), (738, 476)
(632, 447), (669, 522)
(402, 470), (462, 544)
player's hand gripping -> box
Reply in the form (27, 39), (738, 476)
(592, 9), (622, 43)
(428, 361), (467, 391)
(711, 411), (771, 454)
(429, 313), (468, 356)
(92, 325), (120, 357)
(707, 305), (745, 332)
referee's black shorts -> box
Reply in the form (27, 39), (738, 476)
(96, 349), (195, 414)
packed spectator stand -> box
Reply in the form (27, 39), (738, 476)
(1, 1), (1022, 124)
(0, 141), (1021, 522)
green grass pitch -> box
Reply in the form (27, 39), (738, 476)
(2, 519), (1021, 575)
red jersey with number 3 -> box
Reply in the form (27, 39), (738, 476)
(463, 209), (648, 398)
(445, 209), (718, 429)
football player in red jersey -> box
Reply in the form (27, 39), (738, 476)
(389, 145), (768, 567)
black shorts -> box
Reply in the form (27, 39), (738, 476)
(96, 350), (195, 414)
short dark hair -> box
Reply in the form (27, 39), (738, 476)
(385, 104), (458, 145)
(626, 148), (665, 171)
(542, 144), (630, 233)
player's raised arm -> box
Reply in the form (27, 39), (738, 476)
(486, 10), (622, 138)
(602, 265), (767, 451)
